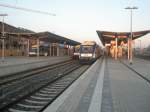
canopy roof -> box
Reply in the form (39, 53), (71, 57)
(0, 22), (34, 33)
(0, 22), (80, 46)
(33, 32), (80, 46)
(4, 31), (80, 46)
(97, 30), (150, 46)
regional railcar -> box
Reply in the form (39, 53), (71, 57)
(79, 41), (101, 64)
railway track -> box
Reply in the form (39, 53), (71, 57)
(120, 60), (150, 84)
(0, 60), (90, 112)
(0, 59), (73, 85)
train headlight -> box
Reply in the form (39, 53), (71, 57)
(81, 54), (92, 57)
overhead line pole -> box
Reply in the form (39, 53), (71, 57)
(0, 14), (8, 63)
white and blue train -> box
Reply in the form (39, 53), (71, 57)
(79, 41), (101, 64)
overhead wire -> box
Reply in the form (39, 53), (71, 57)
(0, 3), (56, 16)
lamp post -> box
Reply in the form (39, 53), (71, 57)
(125, 6), (138, 64)
(0, 14), (8, 63)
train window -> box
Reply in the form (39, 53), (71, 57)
(30, 48), (37, 52)
(81, 45), (93, 53)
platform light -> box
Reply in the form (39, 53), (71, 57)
(125, 6), (138, 64)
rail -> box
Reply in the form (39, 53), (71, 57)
(0, 59), (73, 85)
(0, 60), (90, 112)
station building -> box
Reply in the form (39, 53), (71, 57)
(0, 22), (34, 56)
(0, 22), (80, 57)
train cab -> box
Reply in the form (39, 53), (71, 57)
(79, 41), (101, 64)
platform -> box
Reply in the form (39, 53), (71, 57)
(107, 58), (150, 112)
(43, 58), (104, 112)
(0, 56), (71, 77)
(43, 57), (150, 112)
(122, 57), (150, 80)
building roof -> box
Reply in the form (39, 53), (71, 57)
(97, 30), (150, 46)
(0, 22), (80, 46)
(5, 31), (80, 46)
(0, 22), (34, 33)
(32, 32), (80, 46)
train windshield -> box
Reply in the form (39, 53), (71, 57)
(81, 45), (94, 53)
(30, 48), (37, 52)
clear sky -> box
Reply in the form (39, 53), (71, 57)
(0, 0), (150, 47)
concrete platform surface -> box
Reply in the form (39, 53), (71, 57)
(107, 58), (150, 112)
(43, 57), (150, 112)
(44, 58), (105, 112)
(122, 57), (150, 80)
(0, 56), (71, 77)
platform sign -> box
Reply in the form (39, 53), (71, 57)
(118, 36), (127, 38)
(105, 43), (111, 46)
(112, 36), (116, 38)
(0, 36), (6, 39)
(52, 43), (58, 46)
(59, 44), (64, 48)
(112, 35), (127, 38)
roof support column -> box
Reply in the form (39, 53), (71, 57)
(68, 45), (70, 56)
(53, 44), (54, 56)
(37, 38), (40, 57)
(27, 39), (30, 56)
(129, 38), (133, 62)
(128, 38), (130, 60)
(17, 34), (20, 56)
(2, 38), (5, 60)
(49, 43), (51, 56)
(22, 38), (25, 56)
(57, 44), (59, 56)
(115, 37), (118, 60)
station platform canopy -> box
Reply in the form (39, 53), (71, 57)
(97, 30), (150, 46)
(0, 22), (34, 34)
(32, 32), (80, 46)
(5, 31), (80, 46)
(0, 22), (80, 46)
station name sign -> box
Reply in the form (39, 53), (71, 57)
(0, 36), (6, 39)
(112, 35), (127, 38)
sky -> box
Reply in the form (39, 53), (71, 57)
(0, 0), (150, 47)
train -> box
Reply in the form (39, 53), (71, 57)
(78, 41), (102, 64)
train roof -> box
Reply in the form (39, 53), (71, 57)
(82, 41), (96, 46)
(75, 45), (80, 48)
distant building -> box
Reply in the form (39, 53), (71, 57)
(0, 22), (34, 56)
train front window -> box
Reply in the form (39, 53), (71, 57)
(81, 45), (93, 53)
(30, 48), (37, 52)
